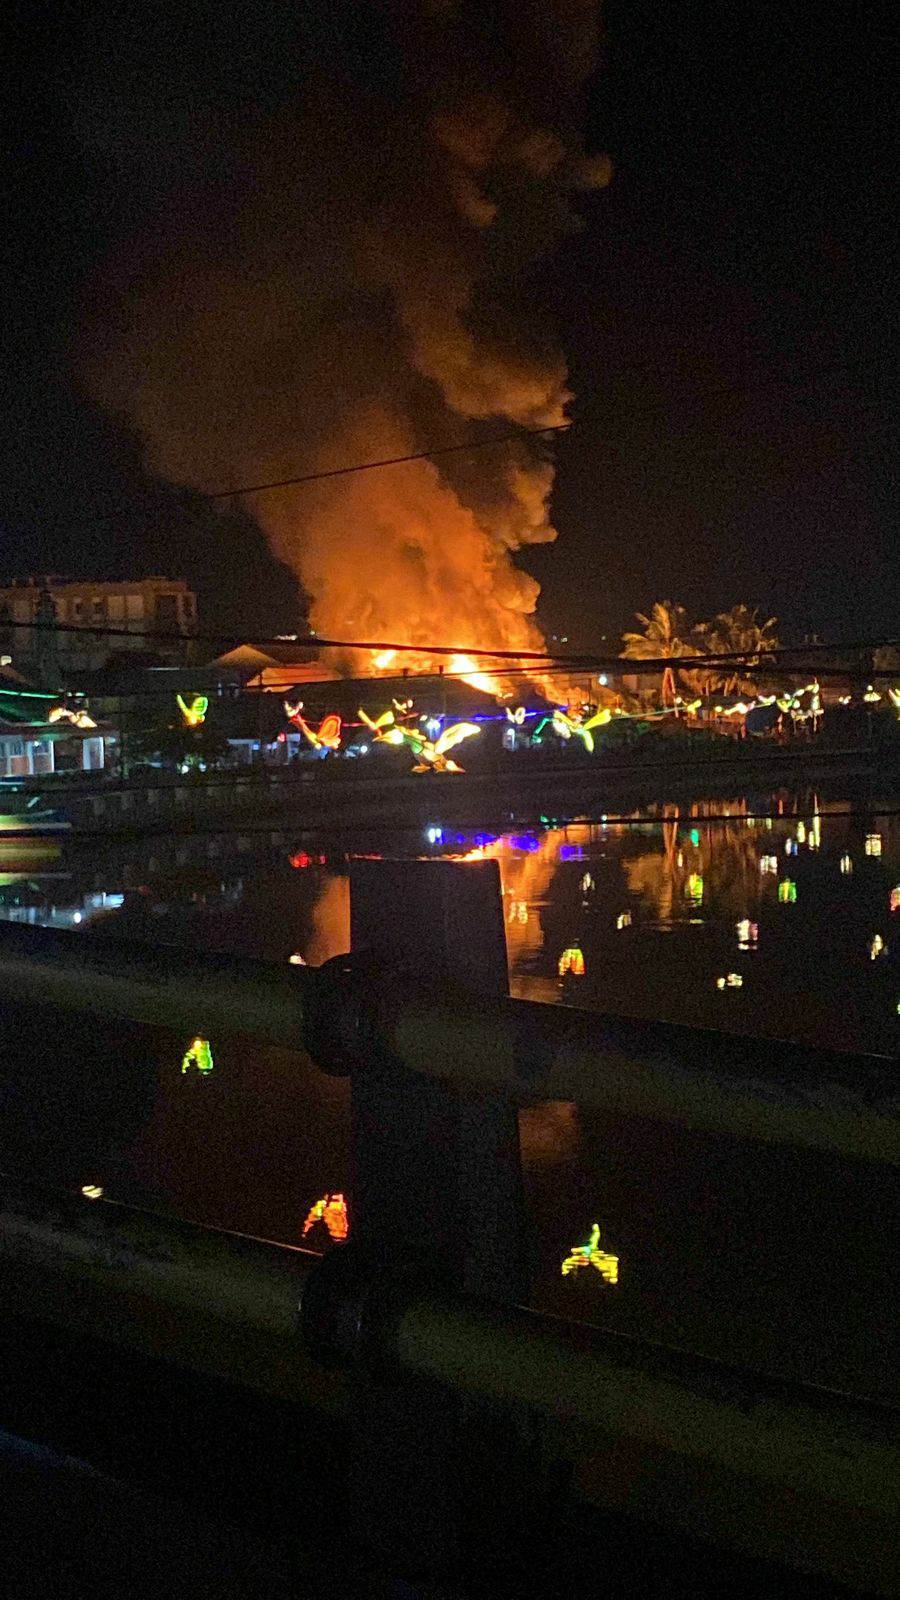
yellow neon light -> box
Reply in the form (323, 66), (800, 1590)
(177, 694), (208, 728)
(561, 1223), (619, 1284)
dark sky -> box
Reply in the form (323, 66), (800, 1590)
(3, 1), (897, 645)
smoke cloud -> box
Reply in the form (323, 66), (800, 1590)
(82, 1), (608, 669)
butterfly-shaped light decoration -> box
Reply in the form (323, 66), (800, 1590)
(176, 693), (209, 728)
(284, 699), (343, 750)
(505, 705), (526, 725)
(358, 707), (406, 746)
(550, 706), (611, 754)
(402, 720), (480, 773)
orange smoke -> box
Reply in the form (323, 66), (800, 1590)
(82, 7), (609, 666)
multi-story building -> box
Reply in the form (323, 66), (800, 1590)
(0, 577), (198, 674)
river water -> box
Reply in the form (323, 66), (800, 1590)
(1, 788), (897, 1404)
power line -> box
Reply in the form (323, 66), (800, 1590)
(202, 351), (890, 500)
(1, 613), (898, 671)
(206, 424), (570, 500)
(18, 350), (891, 527)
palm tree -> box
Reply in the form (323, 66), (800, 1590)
(699, 605), (779, 696)
(621, 602), (699, 707)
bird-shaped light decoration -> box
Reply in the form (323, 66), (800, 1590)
(550, 706), (611, 754)
(284, 700), (343, 750)
(177, 694), (209, 728)
(48, 704), (97, 729)
(561, 1223), (619, 1284)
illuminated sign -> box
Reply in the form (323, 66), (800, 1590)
(561, 1223), (619, 1284)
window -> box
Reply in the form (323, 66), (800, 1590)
(126, 594), (144, 619)
(155, 593), (179, 629)
(91, 598), (106, 623)
(107, 594), (125, 621)
(71, 598), (83, 621)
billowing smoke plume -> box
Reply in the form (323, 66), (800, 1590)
(83, 1), (609, 669)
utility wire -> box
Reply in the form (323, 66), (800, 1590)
(1, 613), (897, 669)
(200, 351), (891, 499)
(206, 424), (570, 500)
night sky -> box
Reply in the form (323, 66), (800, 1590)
(4, 1), (896, 646)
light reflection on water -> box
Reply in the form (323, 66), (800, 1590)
(0, 791), (897, 1402)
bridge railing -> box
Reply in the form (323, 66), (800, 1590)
(0, 860), (897, 1592)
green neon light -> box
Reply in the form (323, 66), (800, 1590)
(181, 1037), (214, 1074)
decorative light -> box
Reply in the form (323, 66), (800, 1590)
(301, 1192), (349, 1242)
(865, 834), (882, 857)
(869, 933), (886, 960)
(580, 872), (595, 894)
(716, 973), (743, 989)
(289, 850), (326, 869)
(505, 705), (527, 725)
(409, 722), (480, 773)
(760, 855), (778, 874)
(689, 828), (700, 847)
(285, 701), (342, 751)
(616, 911), (632, 930)
(289, 952), (306, 965)
(425, 826), (443, 844)
(48, 704), (97, 729)
(549, 705), (611, 753)
(684, 872), (704, 904)
(890, 886), (900, 913)
(796, 821), (806, 845)
(736, 919), (758, 949)
(840, 854), (853, 875)
(81, 1184), (104, 1200)
(561, 1223), (618, 1284)
(862, 685), (882, 704)
(177, 694), (208, 728)
(558, 946), (586, 977)
(778, 878), (797, 903)
(181, 1037), (214, 1075)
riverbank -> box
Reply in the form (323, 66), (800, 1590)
(0, 740), (897, 840)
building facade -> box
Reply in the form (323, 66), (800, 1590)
(0, 577), (198, 674)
